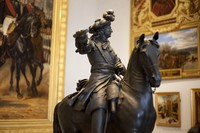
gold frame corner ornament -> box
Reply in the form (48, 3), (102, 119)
(0, 0), (68, 132)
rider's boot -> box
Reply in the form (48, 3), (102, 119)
(91, 108), (106, 133)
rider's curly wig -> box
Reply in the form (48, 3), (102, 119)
(89, 9), (115, 34)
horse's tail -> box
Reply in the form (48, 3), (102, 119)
(53, 103), (62, 133)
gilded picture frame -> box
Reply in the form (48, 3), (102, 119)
(155, 92), (181, 127)
(0, 0), (67, 132)
(191, 88), (200, 127)
(131, 0), (200, 79)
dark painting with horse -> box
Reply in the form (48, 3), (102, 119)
(0, 0), (53, 120)
(0, 1), (47, 98)
(0, 0), (22, 66)
(0, 12), (41, 99)
(53, 10), (161, 133)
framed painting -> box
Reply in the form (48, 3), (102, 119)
(155, 92), (181, 127)
(145, 26), (200, 79)
(0, 0), (67, 132)
(191, 88), (200, 127)
(151, 0), (176, 17)
(130, 0), (199, 49)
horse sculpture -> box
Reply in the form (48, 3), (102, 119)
(0, 12), (41, 99)
(53, 32), (161, 133)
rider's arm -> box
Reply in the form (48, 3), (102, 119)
(74, 30), (93, 54)
(112, 50), (126, 76)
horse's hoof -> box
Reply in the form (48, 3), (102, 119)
(17, 93), (23, 99)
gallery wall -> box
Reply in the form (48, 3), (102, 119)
(65, 0), (200, 132)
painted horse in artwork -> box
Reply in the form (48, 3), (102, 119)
(53, 32), (161, 133)
(0, 12), (41, 98)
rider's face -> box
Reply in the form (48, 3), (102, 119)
(104, 25), (113, 38)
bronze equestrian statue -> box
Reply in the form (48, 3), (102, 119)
(53, 10), (161, 133)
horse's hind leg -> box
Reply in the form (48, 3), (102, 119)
(16, 63), (23, 99)
(9, 60), (15, 91)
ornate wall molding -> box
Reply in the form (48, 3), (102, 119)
(131, 0), (200, 37)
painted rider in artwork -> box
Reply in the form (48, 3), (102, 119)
(0, 0), (22, 64)
(22, 0), (35, 16)
(70, 10), (126, 133)
(22, 0), (45, 63)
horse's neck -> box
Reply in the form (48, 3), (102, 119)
(123, 66), (148, 89)
(123, 50), (150, 92)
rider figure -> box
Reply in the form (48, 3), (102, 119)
(0, 0), (22, 63)
(22, 0), (45, 63)
(71, 9), (126, 133)
(22, 0), (35, 16)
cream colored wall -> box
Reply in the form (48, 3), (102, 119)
(65, 0), (200, 133)
(65, 0), (130, 95)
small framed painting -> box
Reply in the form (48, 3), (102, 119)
(155, 92), (181, 127)
(191, 88), (200, 127)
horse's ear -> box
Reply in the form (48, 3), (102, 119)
(139, 34), (145, 42)
(153, 32), (159, 40)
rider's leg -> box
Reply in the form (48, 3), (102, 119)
(86, 89), (107, 133)
(91, 108), (106, 133)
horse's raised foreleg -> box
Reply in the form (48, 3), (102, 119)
(9, 60), (15, 91)
(16, 63), (23, 99)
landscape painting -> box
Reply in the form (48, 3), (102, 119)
(146, 27), (199, 79)
(0, 0), (53, 120)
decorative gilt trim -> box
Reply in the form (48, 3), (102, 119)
(131, 0), (200, 36)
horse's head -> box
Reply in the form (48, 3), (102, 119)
(34, 7), (48, 28)
(137, 32), (161, 87)
(17, 12), (41, 38)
